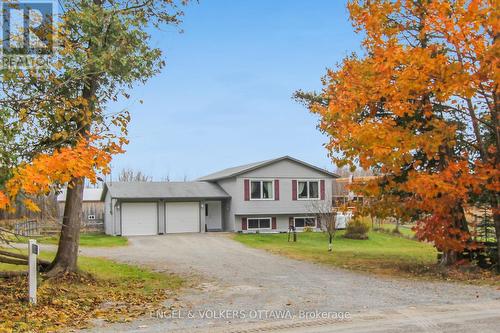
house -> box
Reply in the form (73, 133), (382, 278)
(102, 156), (339, 236)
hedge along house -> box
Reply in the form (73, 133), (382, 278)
(102, 156), (339, 236)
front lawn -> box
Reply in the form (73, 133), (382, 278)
(0, 250), (183, 332)
(13, 233), (128, 247)
(234, 231), (499, 284)
(375, 224), (416, 237)
(234, 231), (435, 275)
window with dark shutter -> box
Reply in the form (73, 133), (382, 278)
(244, 179), (250, 201)
(274, 180), (280, 200)
(297, 180), (320, 200)
(246, 218), (272, 230)
(293, 217), (317, 228)
(320, 180), (325, 200)
(249, 180), (274, 200)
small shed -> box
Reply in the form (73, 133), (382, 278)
(57, 188), (105, 228)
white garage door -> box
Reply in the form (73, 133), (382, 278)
(166, 202), (200, 233)
(121, 202), (158, 236)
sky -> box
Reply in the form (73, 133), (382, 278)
(108, 0), (362, 181)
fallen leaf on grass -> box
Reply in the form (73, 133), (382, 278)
(0, 272), (177, 332)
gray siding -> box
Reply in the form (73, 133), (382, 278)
(233, 214), (320, 232)
(241, 159), (331, 178)
(216, 178), (237, 231)
(158, 200), (165, 234)
(215, 159), (334, 231)
(233, 177), (333, 215)
(104, 193), (121, 236)
(104, 192), (112, 235)
(115, 203), (121, 235)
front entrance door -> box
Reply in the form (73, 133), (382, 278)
(205, 201), (222, 231)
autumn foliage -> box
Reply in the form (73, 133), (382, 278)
(0, 135), (125, 213)
(301, 0), (499, 263)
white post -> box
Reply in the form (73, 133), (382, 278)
(28, 239), (38, 305)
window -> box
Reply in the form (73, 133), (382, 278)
(298, 181), (319, 199)
(250, 180), (274, 200)
(294, 217), (316, 228)
(247, 218), (271, 230)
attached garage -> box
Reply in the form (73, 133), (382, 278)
(102, 182), (229, 236)
(121, 202), (158, 236)
(165, 202), (200, 233)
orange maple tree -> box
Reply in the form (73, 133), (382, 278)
(0, 0), (186, 275)
(0, 135), (125, 213)
(298, 0), (499, 265)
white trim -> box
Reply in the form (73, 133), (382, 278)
(247, 217), (272, 230)
(249, 180), (275, 201)
(296, 179), (320, 200)
(293, 216), (317, 229)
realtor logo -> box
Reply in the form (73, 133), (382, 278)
(1, 1), (54, 55)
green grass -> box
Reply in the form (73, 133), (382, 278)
(13, 233), (128, 247)
(376, 224), (415, 237)
(0, 249), (183, 293)
(77, 255), (183, 292)
(234, 231), (437, 276)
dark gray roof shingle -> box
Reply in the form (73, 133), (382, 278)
(103, 182), (229, 200)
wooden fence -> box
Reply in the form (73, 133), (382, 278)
(10, 214), (104, 236)
(14, 220), (39, 236)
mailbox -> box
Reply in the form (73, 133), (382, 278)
(31, 243), (39, 255)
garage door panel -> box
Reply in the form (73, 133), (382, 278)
(166, 202), (199, 233)
(121, 202), (158, 236)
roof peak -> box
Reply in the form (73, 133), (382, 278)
(107, 181), (207, 184)
(197, 156), (338, 181)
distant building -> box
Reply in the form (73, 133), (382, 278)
(57, 188), (104, 225)
(332, 176), (378, 208)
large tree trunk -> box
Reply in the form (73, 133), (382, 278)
(47, 178), (84, 276)
(440, 250), (458, 266)
(494, 198), (500, 273)
(440, 203), (469, 266)
(495, 218), (500, 273)
(46, 46), (97, 276)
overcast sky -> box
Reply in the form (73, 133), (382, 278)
(107, 0), (361, 181)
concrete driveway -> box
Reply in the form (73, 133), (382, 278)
(81, 233), (500, 333)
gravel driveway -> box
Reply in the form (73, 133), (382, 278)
(80, 233), (500, 332)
